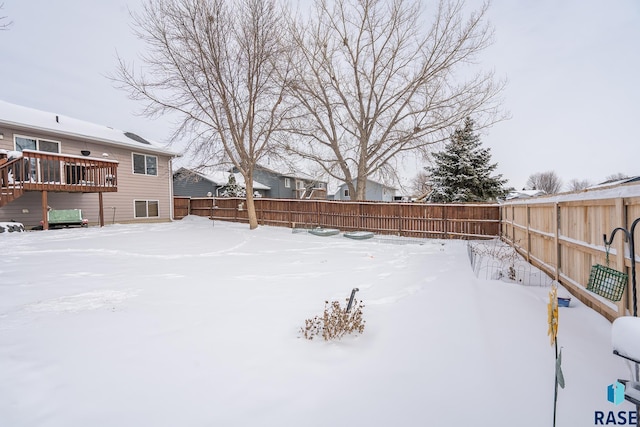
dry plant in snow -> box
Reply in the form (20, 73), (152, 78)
(301, 299), (365, 341)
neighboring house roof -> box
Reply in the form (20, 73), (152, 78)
(176, 168), (270, 190)
(336, 178), (398, 191)
(254, 164), (326, 183)
(588, 176), (640, 190)
(505, 189), (545, 200)
(0, 100), (179, 157)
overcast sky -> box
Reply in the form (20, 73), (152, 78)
(1, 0), (638, 191)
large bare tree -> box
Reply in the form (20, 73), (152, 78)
(283, 0), (505, 200)
(526, 171), (563, 194)
(114, 0), (290, 229)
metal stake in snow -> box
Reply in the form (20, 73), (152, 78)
(346, 288), (359, 312)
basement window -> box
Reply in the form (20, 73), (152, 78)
(134, 200), (159, 218)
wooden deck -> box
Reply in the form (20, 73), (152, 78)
(0, 150), (118, 208)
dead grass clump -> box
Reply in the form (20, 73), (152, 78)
(301, 299), (365, 341)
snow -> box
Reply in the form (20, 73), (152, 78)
(612, 317), (640, 362)
(0, 217), (637, 426)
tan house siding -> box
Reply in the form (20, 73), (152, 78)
(0, 121), (175, 227)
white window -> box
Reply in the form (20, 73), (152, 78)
(14, 135), (60, 154)
(296, 180), (305, 190)
(284, 177), (291, 188)
(14, 135), (61, 182)
(132, 153), (158, 176)
(134, 200), (159, 218)
(343, 188), (350, 197)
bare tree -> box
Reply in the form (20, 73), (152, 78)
(526, 171), (563, 194)
(410, 169), (432, 198)
(603, 173), (629, 183)
(283, 0), (505, 200)
(1, 3), (12, 30)
(567, 178), (591, 192)
(114, 0), (290, 229)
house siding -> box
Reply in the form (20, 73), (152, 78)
(0, 124), (174, 227)
(173, 175), (217, 197)
(251, 168), (322, 199)
(335, 181), (396, 202)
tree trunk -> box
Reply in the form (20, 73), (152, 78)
(245, 178), (259, 230)
(355, 176), (367, 201)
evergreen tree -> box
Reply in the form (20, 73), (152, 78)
(426, 118), (507, 202)
(220, 174), (246, 197)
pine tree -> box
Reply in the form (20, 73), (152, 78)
(427, 118), (507, 202)
(220, 174), (246, 197)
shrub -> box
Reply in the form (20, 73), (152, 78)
(301, 299), (366, 341)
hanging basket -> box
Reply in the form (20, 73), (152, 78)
(586, 264), (628, 302)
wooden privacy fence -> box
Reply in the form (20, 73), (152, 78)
(501, 187), (640, 321)
(174, 196), (500, 239)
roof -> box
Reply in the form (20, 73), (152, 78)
(337, 178), (398, 191)
(0, 100), (179, 157)
(505, 189), (545, 200)
(255, 164), (326, 182)
(588, 176), (640, 190)
(176, 168), (270, 190)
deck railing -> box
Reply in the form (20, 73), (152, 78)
(1, 150), (118, 193)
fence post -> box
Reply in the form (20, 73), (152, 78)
(554, 202), (560, 282)
(511, 205), (515, 244)
(614, 197), (627, 315)
(526, 204), (531, 262)
(443, 205), (448, 239)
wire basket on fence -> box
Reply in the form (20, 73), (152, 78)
(586, 264), (628, 302)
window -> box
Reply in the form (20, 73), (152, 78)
(14, 136), (60, 153)
(14, 135), (61, 182)
(132, 153), (158, 176)
(343, 188), (350, 198)
(296, 180), (305, 190)
(284, 177), (291, 188)
(134, 200), (159, 218)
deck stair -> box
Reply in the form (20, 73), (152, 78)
(0, 157), (25, 208)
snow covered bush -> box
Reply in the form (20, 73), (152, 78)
(301, 299), (365, 341)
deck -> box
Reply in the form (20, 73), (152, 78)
(0, 150), (119, 228)
(1, 149), (118, 207)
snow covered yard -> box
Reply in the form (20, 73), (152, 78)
(0, 216), (636, 426)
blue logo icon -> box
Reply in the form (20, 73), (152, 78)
(608, 381), (625, 405)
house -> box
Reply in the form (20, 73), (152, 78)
(504, 189), (545, 200)
(0, 100), (179, 229)
(173, 168), (270, 197)
(232, 164), (328, 199)
(333, 179), (397, 202)
(588, 176), (640, 190)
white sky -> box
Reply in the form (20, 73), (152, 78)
(1, 0), (638, 191)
